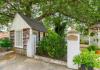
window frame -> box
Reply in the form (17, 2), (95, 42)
(15, 30), (23, 48)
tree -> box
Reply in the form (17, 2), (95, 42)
(0, 0), (99, 35)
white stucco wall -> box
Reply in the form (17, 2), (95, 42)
(10, 13), (31, 31)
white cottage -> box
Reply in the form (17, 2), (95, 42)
(9, 13), (46, 55)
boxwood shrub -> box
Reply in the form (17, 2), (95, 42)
(0, 38), (13, 51)
(37, 31), (67, 59)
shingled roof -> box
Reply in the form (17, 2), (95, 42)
(18, 13), (47, 32)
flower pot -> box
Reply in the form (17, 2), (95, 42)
(96, 50), (100, 54)
(78, 67), (81, 70)
(81, 64), (86, 70)
(88, 66), (94, 70)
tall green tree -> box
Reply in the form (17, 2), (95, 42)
(0, 0), (99, 35)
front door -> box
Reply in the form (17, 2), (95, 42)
(27, 34), (36, 57)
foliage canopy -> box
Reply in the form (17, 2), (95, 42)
(0, 0), (99, 25)
(0, 0), (99, 35)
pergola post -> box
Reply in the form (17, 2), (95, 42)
(90, 22), (100, 47)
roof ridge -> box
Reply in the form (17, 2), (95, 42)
(17, 13), (47, 32)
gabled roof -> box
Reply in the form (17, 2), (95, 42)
(18, 13), (47, 32)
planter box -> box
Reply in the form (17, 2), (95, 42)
(88, 66), (94, 70)
(34, 55), (67, 66)
(14, 47), (26, 55)
(96, 50), (100, 54)
(0, 51), (14, 59)
(81, 64), (86, 70)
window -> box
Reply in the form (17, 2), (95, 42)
(40, 32), (43, 41)
(15, 31), (23, 48)
(33, 31), (39, 43)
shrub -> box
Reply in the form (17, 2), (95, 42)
(37, 31), (67, 59)
(96, 57), (100, 68)
(87, 45), (97, 51)
(90, 32), (95, 36)
(96, 47), (100, 50)
(73, 55), (81, 66)
(80, 39), (89, 45)
(0, 38), (13, 50)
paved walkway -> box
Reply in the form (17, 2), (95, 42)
(0, 54), (72, 70)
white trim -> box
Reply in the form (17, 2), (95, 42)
(14, 31), (15, 47)
(30, 29), (32, 38)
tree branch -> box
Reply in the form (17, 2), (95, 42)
(36, 10), (90, 24)
(6, 1), (18, 11)
(0, 12), (14, 18)
(58, 10), (92, 24)
(36, 12), (55, 21)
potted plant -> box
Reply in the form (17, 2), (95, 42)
(85, 51), (98, 70)
(96, 57), (100, 68)
(73, 49), (89, 70)
(73, 49), (99, 70)
(73, 55), (86, 70)
(95, 48), (100, 54)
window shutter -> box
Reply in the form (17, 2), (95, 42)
(23, 28), (30, 49)
(10, 30), (15, 47)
